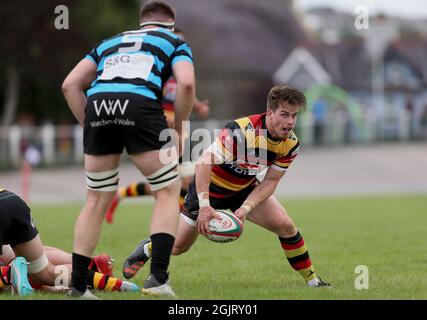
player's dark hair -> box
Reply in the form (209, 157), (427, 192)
(267, 85), (307, 112)
(140, 1), (176, 23)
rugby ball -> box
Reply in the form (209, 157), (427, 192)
(205, 209), (243, 243)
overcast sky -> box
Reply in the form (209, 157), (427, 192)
(295, 0), (427, 19)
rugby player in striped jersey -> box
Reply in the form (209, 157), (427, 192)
(122, 85), (330, 288)
(104, 28), (209, 225)
(62, 1), (195, 297)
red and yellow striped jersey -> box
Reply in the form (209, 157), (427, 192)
(208, 113), (299, 198)
(162, 77), (177, 113)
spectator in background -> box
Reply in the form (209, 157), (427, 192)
(421, 104), (427, 139)
(312, 97), (327, 145)
(405, 93), (416, 140)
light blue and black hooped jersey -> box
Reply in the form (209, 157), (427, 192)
(84, 27), (193, 103)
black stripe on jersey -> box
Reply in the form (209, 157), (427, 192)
(92, 34), (123, 57)
(174, 50), (192, 60)
(95, 79), (162, 100)
(284, 141), (300, 158)
(267, 149), (281, 162)
(225, 121), (241, 131)
(209, 181), (239, 197)
(217, 163), (258, 179)
(220, 121), (246, 150)
(161, 63), (173, 85)
(88, 50), (99, 64)
(150, 67), (162, 78)
(147, 31), (181, 47)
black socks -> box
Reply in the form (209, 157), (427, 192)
(71, 252), (92, 293)
(150, 233), (175, 284)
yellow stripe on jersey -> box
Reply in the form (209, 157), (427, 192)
(0, 189), (4, 192)
(211, 171), (254, 191)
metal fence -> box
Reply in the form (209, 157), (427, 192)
(0, 113), (426, 170)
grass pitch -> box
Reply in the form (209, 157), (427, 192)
(4, 194), (427, 300)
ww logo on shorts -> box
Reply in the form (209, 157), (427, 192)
(93, 99), (129, 116)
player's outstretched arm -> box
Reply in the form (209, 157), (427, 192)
(234, 168), (285, 222)
(62, 59), (97, 126)
(195, 150), (220, 235)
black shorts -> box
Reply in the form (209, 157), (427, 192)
(182, 179), (258, 222)
(84, 93), (170, 155)
(0, 190), (38, 255)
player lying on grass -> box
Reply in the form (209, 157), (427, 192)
(0, 244), (113, 277)
(0, 188), (139, 298)
(0, 244), (136, 294)
(122, 85), (330, 288)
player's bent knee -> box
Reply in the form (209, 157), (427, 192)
(172, 245), (189, 256)
(28, 252), (49, 274)
(86, 168), (119, 192)
(147, 162), (179, 192)
(276, 216), (297, 236)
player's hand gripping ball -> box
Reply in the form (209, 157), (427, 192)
(204, 209), (243, 243)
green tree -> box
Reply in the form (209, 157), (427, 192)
(0, 0), (140, 124)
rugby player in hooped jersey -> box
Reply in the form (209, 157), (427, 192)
(122, 85), (331, 288)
